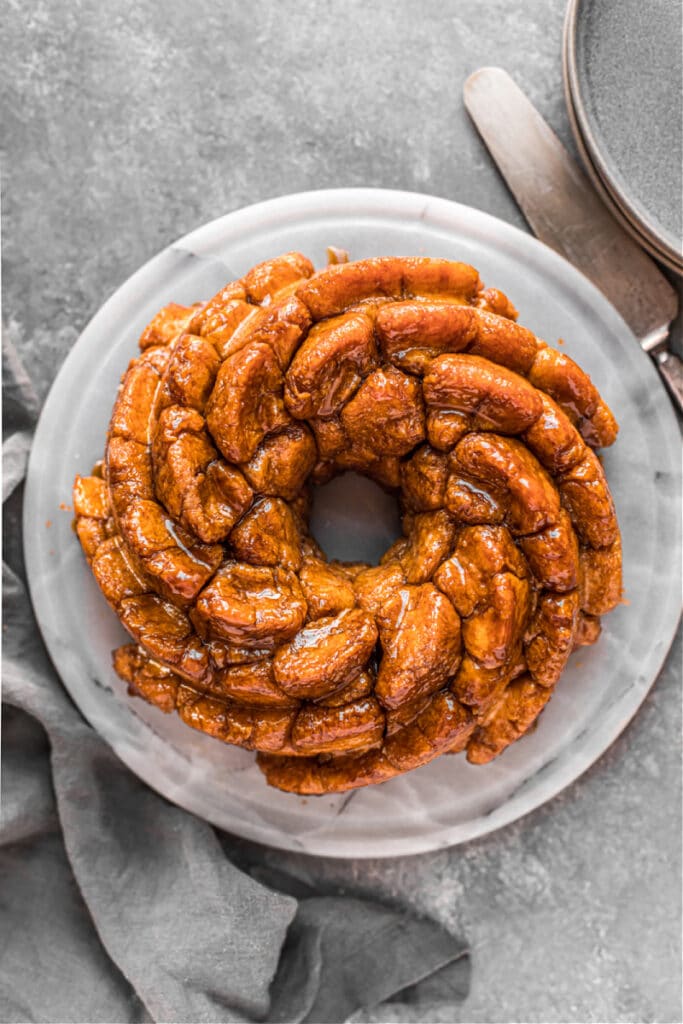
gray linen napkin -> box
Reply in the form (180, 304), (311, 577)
(0, 336), (469, 1024)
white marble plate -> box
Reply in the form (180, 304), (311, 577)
(23, 189), (681, 857)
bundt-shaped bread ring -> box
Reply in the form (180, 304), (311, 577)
(73, 252), (622, 795)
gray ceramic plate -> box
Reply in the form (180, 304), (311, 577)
(562, 19), (683, 276)
(566, 0), (683, 270)
(23, 189), (682, 857)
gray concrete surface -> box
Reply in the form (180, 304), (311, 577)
(2, 2), (681, 1021)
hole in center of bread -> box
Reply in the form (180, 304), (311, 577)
(309, 471), (402, 566)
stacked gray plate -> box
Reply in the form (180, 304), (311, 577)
(563, 0), (683, 275)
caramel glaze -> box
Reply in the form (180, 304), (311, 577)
(73, 253), (622, 794)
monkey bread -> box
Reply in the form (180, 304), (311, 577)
(73, 252), (622, 795)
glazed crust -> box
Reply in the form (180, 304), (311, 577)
(74, 253), (622, 794)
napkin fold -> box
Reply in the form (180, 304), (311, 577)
(1, 337), (470, 1024)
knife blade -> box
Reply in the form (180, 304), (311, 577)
(463, 66), (683, 411)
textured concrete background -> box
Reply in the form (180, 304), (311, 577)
(2, 1), (681, 1021)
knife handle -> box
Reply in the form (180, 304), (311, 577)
(653, 350), (683, 415)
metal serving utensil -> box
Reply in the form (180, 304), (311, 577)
(463, 67), (683, 412)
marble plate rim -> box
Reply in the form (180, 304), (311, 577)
(23, 187), (682, 857)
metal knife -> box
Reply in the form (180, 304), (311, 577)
(463, 67), (683, 413)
